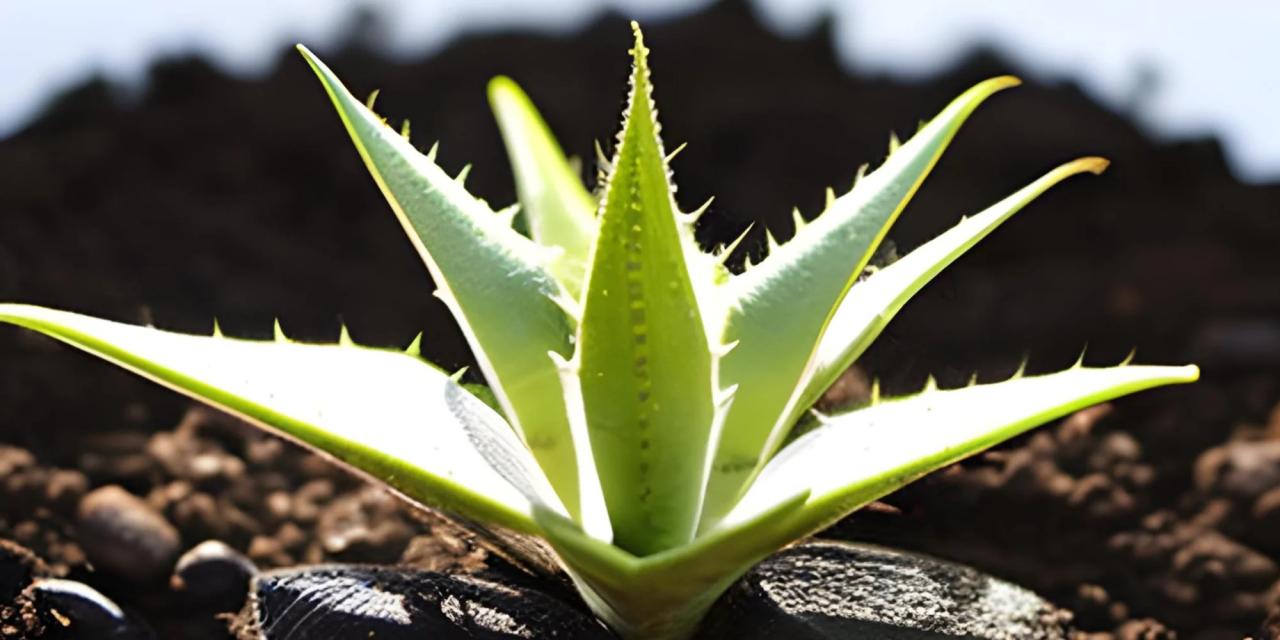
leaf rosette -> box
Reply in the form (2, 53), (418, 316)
(0, 23), (1197, 639)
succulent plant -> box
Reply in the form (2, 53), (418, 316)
(0, 23), (1197, 639)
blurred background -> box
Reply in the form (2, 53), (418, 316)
(1, 2), (1279, 637)
(4, 0), (1279, 180)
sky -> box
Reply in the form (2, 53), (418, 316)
(1, 0), (1277, 182)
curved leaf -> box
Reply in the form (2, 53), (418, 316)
(702, 77), (1021, 527)
(298, 47), (590, 520)
(488, 76), (597, 296)
(722, 363), (1199, 538)
(0, 304), (561, 534)
(793, 157), (1110, 420)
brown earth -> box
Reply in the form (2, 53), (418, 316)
(2, 1), (1279, 637)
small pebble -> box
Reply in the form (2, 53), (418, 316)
(29, 578), (153, 639)
(76, 485), (181, 583)
(171, 540), (258, 611)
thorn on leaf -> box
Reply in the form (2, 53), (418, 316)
(405, 332), (424, 357)
(665, 142), (687, 163)
(1120, 347), (1137, 366)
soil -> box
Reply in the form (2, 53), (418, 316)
(2, 1), (1280, 637)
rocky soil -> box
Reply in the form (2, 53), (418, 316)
(2, 0), (1279, 637)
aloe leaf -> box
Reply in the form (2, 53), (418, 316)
(534, 490), (808, 640)
(792, 157), (1110, 424)
(488, 76), (598, 296)
(0, 304), (563, 534)
(298, 47), (590, 521)
(722, 363), (1199, 539)
(575, 24), (717, 555)
(701, 77), (1021, 527)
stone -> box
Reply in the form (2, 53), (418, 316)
(698, 540), (1070, 639)
(76, 485), (181, 583)
(171, 540), (258, 612)
(233, 564), (612, 639)
(28, 578), (154, 639)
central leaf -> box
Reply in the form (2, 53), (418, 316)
(575, 26), (716, 555)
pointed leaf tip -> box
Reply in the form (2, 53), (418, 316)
(985, 74), (1022, 91)
(487, 74), (516, 99)
(1062, 155), (1109, 176)
(630, 20), (645, 50)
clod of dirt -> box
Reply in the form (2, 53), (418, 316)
(697, 540), (1071, 639)
(2, 445), (88, 518)
(1110, 618), (1175, 640)
(171, 540), (258, 612)
(0, 539), (47, 602)
(0, 540), (49, 638)
(76, 485), (181, 583)
(230, 564), (611, 639)
(314, 486), (414, 563)
(28, 577), (154, 639)
(1195, 440), (1280, 504)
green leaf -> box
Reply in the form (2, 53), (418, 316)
(534, 489), (809, 640)
(0, 304), (562, 534)
(488, 76), (598, 297)
(793, 157), (1110, 418)
(701, 76), (1021, 528)
(721, 363), (1199, 539)
(574, 24), (718, 555)
(298, 47), (590, 522)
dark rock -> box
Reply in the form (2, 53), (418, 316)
(76, 485), (181, 582)
(699, 541), (1070, 639)
(28, 577), (154, 639)
(171, 540), (258, 611)
(233, 564), (610, 639)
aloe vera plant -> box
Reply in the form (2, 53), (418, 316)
(0, 24), (1197, 639)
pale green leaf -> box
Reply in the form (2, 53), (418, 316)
(722, 363), (1199, 539)
(701, 76), (1022, 527)
(0, 304), (563, 534)
(488, 76), (597, 296)
(575, 24), (717, 555)
(533, 489), (808, 639)
(793, 157), (1110, 418)
(298, 47), (590, 521)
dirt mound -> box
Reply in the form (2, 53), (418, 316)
(2, 1), (1279, 637)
